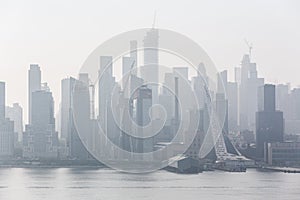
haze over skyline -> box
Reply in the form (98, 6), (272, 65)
(1, 0), (300, 123)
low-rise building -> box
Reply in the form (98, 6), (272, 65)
(265, 142), (300, 165)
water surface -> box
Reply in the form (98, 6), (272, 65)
(0, 168), (299, 200)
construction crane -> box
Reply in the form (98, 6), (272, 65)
(244, 39), (253, 60)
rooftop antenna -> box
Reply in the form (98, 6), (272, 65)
(244, 39), (253, 60)
(152, 11), (157, 29)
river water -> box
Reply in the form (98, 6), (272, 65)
(0, 168), (299, 200)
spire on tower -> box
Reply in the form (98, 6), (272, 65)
(244, 39), (253, 60)
(152, 11), (157, 29)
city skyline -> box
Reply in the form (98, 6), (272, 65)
(1, 28), (299, 166)
(1, 1), (300, 200)
(1, 0), (300, 124)
(0, 48), (298, 124)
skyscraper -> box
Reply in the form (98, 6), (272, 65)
(130, 40), (138, 76)
(257, 84), (276, 112)
(70, 74), (91, 160)
(28, 64), (41, 124)
(256, 84), (284, 159)
(239, 55), (264, 131)
(284, 87), (300, 135)
(98, 56), (117, 143)
(227, 82), (238, 131)
(216, 71), (228, 134)
(122, 56), (135, 93)
(98, 56), (113, 122)
(61, 77), (76, 141)
(141, 28), (159, 105)
(23, 89), (59, 159)
(135, 85), (153, 153)
(24, 65), (58, 159)
(0, 82), (5, 121)
(173, 67), (192, 122)
(5, 103), (23, 143)
(0, 81), (14, 157)
(217, 70), (228, 94)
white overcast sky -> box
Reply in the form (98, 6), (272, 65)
(0, 0), (299, 123)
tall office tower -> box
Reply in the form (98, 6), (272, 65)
(256, 84), (284, 159)
(0, 119), (14, 157)
(192, 63), (209, 110)
(157, 73), (174, 128)
(217, 70), (228, 94)
(141, 28), (159, 105)
(0, 82), (14, 157)
(122, 56), (135, 93)
(275, 84), (291, 133)
(135, 85), (153, 153)
(0, 82), (5, 121)
(99, 56), (113, 122)
(162, 73), (175, 95)
(185, 109), (206, 159)
(190, 63), (211, 141)
(98, 56), (118, 143)
(239, 54), (264, 131)
(31, 90), (55, 128)
(234, 67), (241, 126)
(276, 84), (290, 113)
(173, 67), (193, 120)
(257, 84), (276, 112)
(130, 40), (138, 76)
(234, 67), (241, 85)
(28, 64), (41, 124)
(5, 103), (23, 143)
(284, 88), (300, 135)
(216, 70), (228, 134)
(215, 93), (228, 135)
(174, 77), (179, 123)
(60, 77), (76, 140)
(136, 85), (152, 126)
(227, 82), (238, 132)
(70, 74), (91, 160)
(23, 89), (59, 159)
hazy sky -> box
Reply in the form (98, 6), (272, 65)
(0, 0), (299, 123)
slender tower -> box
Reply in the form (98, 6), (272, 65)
(28, 64), (41, 124)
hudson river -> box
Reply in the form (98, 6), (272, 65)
(0, 168), (299, 200)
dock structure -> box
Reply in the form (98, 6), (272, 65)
(262, 166), (300, 173)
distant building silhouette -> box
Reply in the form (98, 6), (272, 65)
(28, 64), (41, 124)
(141, 28), (159, 106)
(98, 56), (118, 145)
(239, 55), (264, 131)
(0, 82), (14, 158)
(227, 82), (238, 132)
(135, 85), (153, 153)
(256, 84), (284, 159)
(5, 103), (23, 143)
(23, 89), (59, 159)
(0, 82), (5, 121)
(66, 75), (92, 160)
(23, 66), (58, 159)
